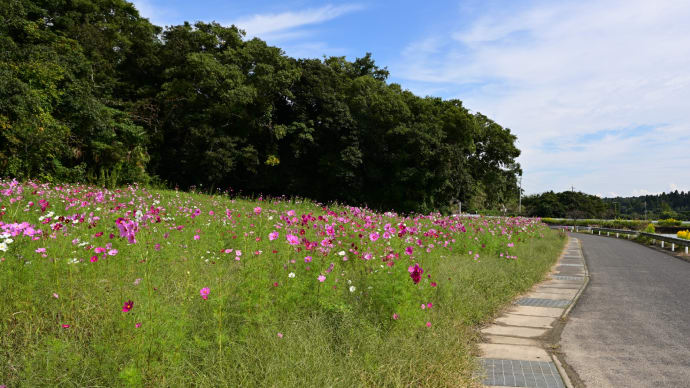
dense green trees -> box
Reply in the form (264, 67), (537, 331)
(1, 0), (522, 213)
(603, 191), (690, 220)
(522, 191), (608, 219)
(523, 190), (690, 220)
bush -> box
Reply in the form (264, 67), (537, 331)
(658, 218), (682, 227)
(678, 230), (690, 240)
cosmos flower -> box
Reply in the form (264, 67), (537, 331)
(408, 263), (423, 284)
(286, 234), (299, 245)
(122, 300), (134, 312)
(199, 287), (210, 300)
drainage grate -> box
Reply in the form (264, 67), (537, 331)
(551, 275), (583, 281)
(481, 358), (565, 388)
(516, 298), (570, 308)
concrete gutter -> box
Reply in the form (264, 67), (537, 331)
(477, 236), (589, 388)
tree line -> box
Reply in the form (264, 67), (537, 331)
(522, 190), (690, 220)
(0, 0), (522, 213)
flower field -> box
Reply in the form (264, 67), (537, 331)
(0, 179), (565, 387)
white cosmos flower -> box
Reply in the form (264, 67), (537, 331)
(349, 286), (356, 293)
(0, 242), (7, 252)
(4, 238), (13, 244)
(338, 251), (346, 256)
(288, 272), (295, 278)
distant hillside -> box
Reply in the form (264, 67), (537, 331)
(522, 190), (690, 220)
(603, 191), (690, 220)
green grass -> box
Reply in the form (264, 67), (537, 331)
(0, 182), (565, 387)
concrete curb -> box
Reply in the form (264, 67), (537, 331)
(478, 235), (587, 388)
(560, 238), (590, 320)
(550, 236), (590, 388)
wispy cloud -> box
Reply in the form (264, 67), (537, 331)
(129, 0), (181, 27)
(229, 4), (363, 38)
(392, 0), (690, 196)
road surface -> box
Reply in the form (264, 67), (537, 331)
(561, 233), (690, 387)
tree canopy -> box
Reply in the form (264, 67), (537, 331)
(1, 0), (522, 213)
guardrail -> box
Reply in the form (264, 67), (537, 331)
(555, 225), (690, 254)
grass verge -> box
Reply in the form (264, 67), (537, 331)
(0, 181), (565, 387)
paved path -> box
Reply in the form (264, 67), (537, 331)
(479, 237), (585, 388)
(561, 233), (690, 387)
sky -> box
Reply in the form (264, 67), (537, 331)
(130, 0), (690, 197)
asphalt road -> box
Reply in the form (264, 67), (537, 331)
(561, 233), (690, 387)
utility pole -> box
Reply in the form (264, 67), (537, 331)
(644, 201), (647, 220)
(518, 176), (522, 214)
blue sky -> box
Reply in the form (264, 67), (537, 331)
(131, 0), (690, 197)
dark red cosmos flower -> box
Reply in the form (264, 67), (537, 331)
(408, 264), (424, 284)
(122, 300), (134, 312)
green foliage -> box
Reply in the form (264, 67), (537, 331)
(523, 191), (608, 218)
(657, 218), (682, 227)
(0, 1), (522, 213)
(541, 218), (649, 230)
(603, 192), (690, 221)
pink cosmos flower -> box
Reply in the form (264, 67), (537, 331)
(369, 232), (379, 242)
(199, 287), (210, 300)
(507, 242), (514, 247)
(392, 313), (399, 320)
(35, 247), (46, 253)
(421, 304), (426, 310)
(52, 293), (59, 299)
(122, 300), (134, 312)
(193, 234), (200, 240)
(426, 322), (432, 328)
(95, 247), (106, 254)
(287, 210), (295, 216)
(90, 255), (98, 263)
(286, 234), (299, 245)
(318, 275), (326, 282)
(62, 324), (70, 328)
(304, 256), (312, 263)
(405, 246), (413, 255)
(107, 249), (118, 256)
(277, 332), (283, 338)
(254, 207), (262, 215)
(269, 231), (279, 241)
(135, 323), (142, 328)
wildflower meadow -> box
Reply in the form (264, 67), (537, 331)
(0, 179), (565, 386)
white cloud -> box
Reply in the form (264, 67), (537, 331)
(392, 0), (690, 197)
(129, 0), (180, 27)
(229, 4), (362, 38)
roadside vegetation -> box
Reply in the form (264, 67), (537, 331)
(0, 180), (565, 386)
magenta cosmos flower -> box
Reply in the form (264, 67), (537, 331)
(200, 287), (210, 300)
(408, 263), (424, 284)
(122, 300), (134, 312)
